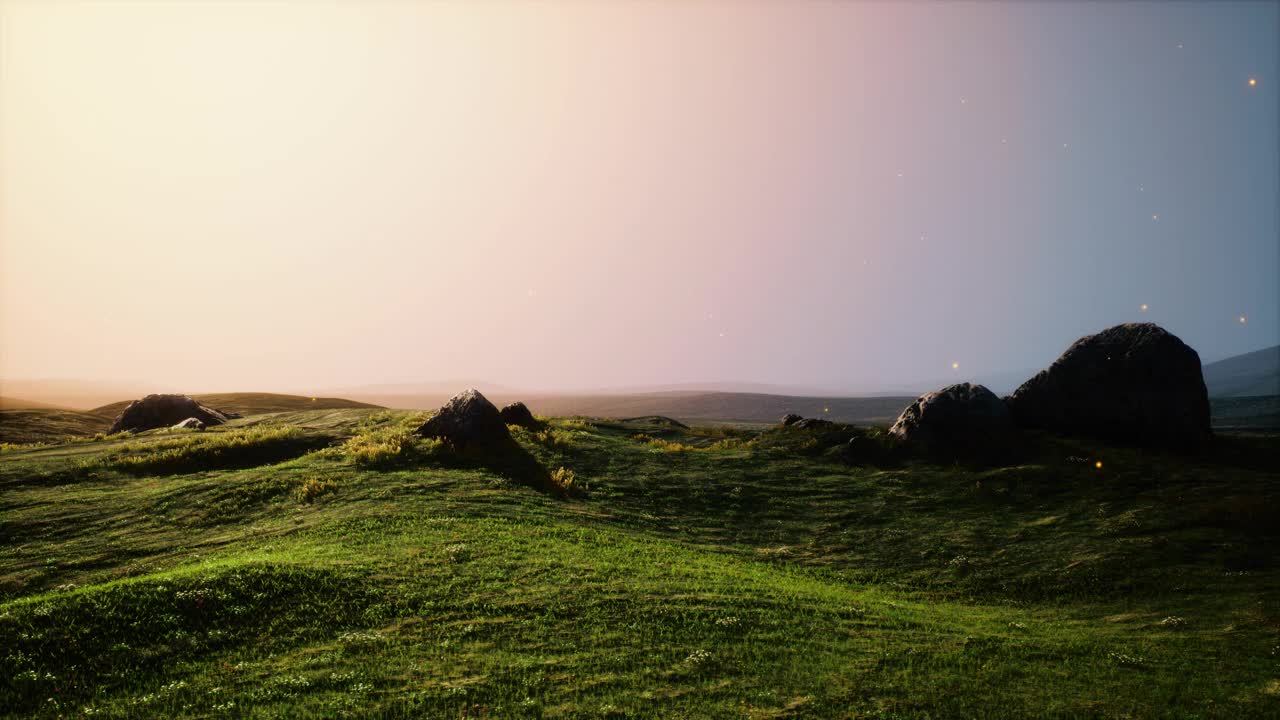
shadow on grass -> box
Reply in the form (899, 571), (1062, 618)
(367, 434), (567, 498)
(101, 435), (334, 477)
(441, 438), (568, 497)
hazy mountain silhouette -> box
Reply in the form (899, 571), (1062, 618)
(1202, 345), (1280, 397)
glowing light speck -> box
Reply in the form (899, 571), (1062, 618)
(951, 362), (960, 370)
(1095, 460), (1103, 469)
(1239, 315), (1248, 324)
(1248, 77), (1258, 87)
(1140, 304), (1148, 312)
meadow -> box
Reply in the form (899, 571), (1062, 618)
(1, 408), (1278, 718)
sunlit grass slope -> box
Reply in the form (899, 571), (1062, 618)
(0, 394), (384, 446)
(0, 409), (112, 444)
(89, 393), (383, 419)
(1, 410), (1277, 718)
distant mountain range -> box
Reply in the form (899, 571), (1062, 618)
(1201, 346), (1280, 398)
(2, 345), (1275, 424)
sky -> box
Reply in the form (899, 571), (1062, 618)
(1, 1), (1276, 395)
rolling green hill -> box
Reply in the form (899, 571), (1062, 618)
(1, 410), (1276, 717)
(89, 392), (383, 420)
(0, 409), (112, 444)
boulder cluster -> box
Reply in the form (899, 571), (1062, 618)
(778, 413), (834, 430)
(414, 389), (542, 447)
(887, 323), (1211, 453)
(108, 394), (231, 434)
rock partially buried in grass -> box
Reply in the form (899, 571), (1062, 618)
(843, 432), (896, 466)
(889, 383), (1013, 455)
(499, 401), (539, 428)
(414, 388), (511, 448)
(780, 413), (803, 426)
(1006, 323), (1211, 448)
(108, 394), (229, 434)
(172, 417), (206, 430)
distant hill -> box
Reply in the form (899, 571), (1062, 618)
(0, 396), (73, 411)
(351, 389), (915, 426)
(0, 409), (111, 444)
(89, 392), (382, 419)
(1203, 346), (1279, 398)
(1, 393), (381, 444)
(0, 379), (159, 411)
(523, 391), (916, 425)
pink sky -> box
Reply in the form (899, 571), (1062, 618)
(2, 2), (1274, 394)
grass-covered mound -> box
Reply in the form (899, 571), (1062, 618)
(89, 393), (383, 420)
(1, 409), (1277, 718)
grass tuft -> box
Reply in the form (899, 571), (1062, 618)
(296, 476), (339, 502)
(79, 426), (319, 475)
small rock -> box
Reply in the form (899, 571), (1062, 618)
(889, 383), (1013, 454)
(499, 401), (539, 428)
(172, 418), (206, 430)
(780, 413), (803, 426)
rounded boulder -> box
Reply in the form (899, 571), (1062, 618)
(108, 394), (229, 434)
(888, 383), (1013, 453)
(1006, 323), (1210, 447)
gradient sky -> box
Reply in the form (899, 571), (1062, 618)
(1, 1), (1276, 394)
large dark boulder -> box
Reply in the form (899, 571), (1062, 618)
(414, 389), (511, 447)
(888, 383), (1013, 453)
(1006, 323), (1210, 447)
(780, 413), (803, 427)
(499, 401), (539, 428)
(108, 394), (229, 434)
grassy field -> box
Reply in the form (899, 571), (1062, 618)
(0, 409), (1277, 718)
(0, 409), (113, 444)
(0, 394), (385, 446)
(88, 393), (383, 419)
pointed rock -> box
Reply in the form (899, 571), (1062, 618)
(414, 389), (511, 447)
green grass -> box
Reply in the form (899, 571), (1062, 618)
(0, 409), (112, 444)
(88, 393), (384, 420)
(1, 410), (1277, 718)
